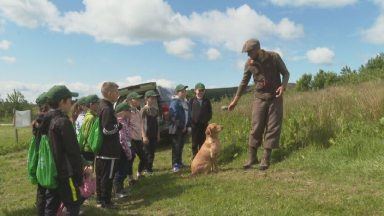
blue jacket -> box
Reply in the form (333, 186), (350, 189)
(169, 97), (191, 130)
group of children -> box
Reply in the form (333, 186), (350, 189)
(29, 81), (212, 215)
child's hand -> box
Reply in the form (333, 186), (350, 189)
(143, 136), (149, 145)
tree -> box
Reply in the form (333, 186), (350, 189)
(311, 70), (339, 90)
(295, 73), (312, 91)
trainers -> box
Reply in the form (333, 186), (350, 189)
(173, 164), (180, 173)
(115, 191), (129, 199)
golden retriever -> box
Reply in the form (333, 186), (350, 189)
(191, 123), (223, 175)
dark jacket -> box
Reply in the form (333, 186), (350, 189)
(169, 97), (191, 130)
(32, 113), (45, 144)
(98, 99), (121, 158)
(189, 97), (212, 126)
(40, 109), (83, 184)
(236, 50), (290, 100)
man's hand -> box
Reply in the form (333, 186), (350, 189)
(275, 86), (285, 98)
(143, 136), (149, 145)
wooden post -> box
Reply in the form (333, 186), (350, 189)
(13, 108), (18, 144)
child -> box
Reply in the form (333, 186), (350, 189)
(141, 90), (160, 174)
(169, 84), (191, 173)
(113, 102), (133, 198)
(32, 92), (49, 216)
(96, 82), (122, 209)
(73, 97), (87, 135)
(126, 91), (148, 178)
(189, 83), (212, 159)
(57, 165), (96, 216)
(79, 94), (100, 162)
(42, 85), (83, 215)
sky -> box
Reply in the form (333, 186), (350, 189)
(0, 0), (383, 102)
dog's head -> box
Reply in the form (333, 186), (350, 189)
(205, 123), (223, 137)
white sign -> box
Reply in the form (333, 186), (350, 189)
(14, 110), (31, 128)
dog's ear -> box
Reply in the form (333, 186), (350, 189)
(205, 126), (212, 136)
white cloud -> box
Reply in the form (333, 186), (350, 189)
(306, 47), (335, 65)
(0, 1), (304, 53)
(236, 58), (247, 70)
(0, 39), (11, 50)
(163, 38), (195, 59)
(362, 1), (384, 44)
(0, 76), (176, 102)
(0, 55), (16, 63)
(269, 0), (357, 8)
(66, 57), (75, 65)
(117, 75), (175, 89)
(0, 0), (61, 30)
(206, 48), (221, 60)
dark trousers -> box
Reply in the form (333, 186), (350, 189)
(44, 178), (82, 216)
(81, 151), (95, 162)
(114, 150), (130, 185)
(96, 158), (118, 204)
(172, 129), (187, 166)
(131, 140), (147, 173)
(36, 184), (47, 216)
(191, 123), (208, 158)
(144, 138), (157, 171)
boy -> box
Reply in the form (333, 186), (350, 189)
(32, 92), (49, 216)
(189, 83), (212, 159)
(169, 84), (191, 173)
(113, 102), (132, 198)
(79, 94), (100, 162)
(74, 97), (88, 135)
(126, 92), (148, 178)
(96, 82), (122, 208)
(42, 85), (83, 215)
(141, 90), (160, 174)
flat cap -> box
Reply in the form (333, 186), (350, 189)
(242, 39), (260, 53)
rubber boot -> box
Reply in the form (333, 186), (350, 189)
(259, 148), (272, 171)
(243, 146), (258, 169)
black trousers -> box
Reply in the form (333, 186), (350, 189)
(172, 129), (187, 166)
(96, 158), (118, 204)
(191, 123), (208, 158)
(36, 184), (47, 216)
(143, 138), (157, 171)
(44, 177), (82, 216)
(131, 140), (147, 173)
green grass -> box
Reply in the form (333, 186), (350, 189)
(0, 125), (31, 156)
(1, 81), (384, 215)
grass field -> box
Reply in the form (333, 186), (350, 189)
(1, 81), (384, 215)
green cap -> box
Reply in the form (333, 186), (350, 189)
(115, 102), (131, 113)
(194, 83), (206, 90)
(35, 92), (48, 106)
(127, 92), (143, 100)
(145, 90), (159, 98)
(86, 94), (99, 104)
(46, 85), (79, 103)
(242, 38), (260, 53)
(175, 84), (188, 92)
(77, 97), (87, 106)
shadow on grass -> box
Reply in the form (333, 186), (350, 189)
(218, 142), (245, 165)
(77, 171), (193, 215)
(272, 127), (334, 164)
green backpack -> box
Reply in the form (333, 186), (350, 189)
(27, 136), (39, 185)
(36, 135), (58, 189)
(88, 117), (103, 153)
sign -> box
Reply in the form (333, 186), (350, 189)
(14, 110), (31, 128)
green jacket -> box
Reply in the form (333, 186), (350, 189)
(79, 110), (97, 152)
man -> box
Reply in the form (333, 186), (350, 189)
(228, 39), (290, 170)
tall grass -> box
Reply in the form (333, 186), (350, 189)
(213, 80), (384, 164)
